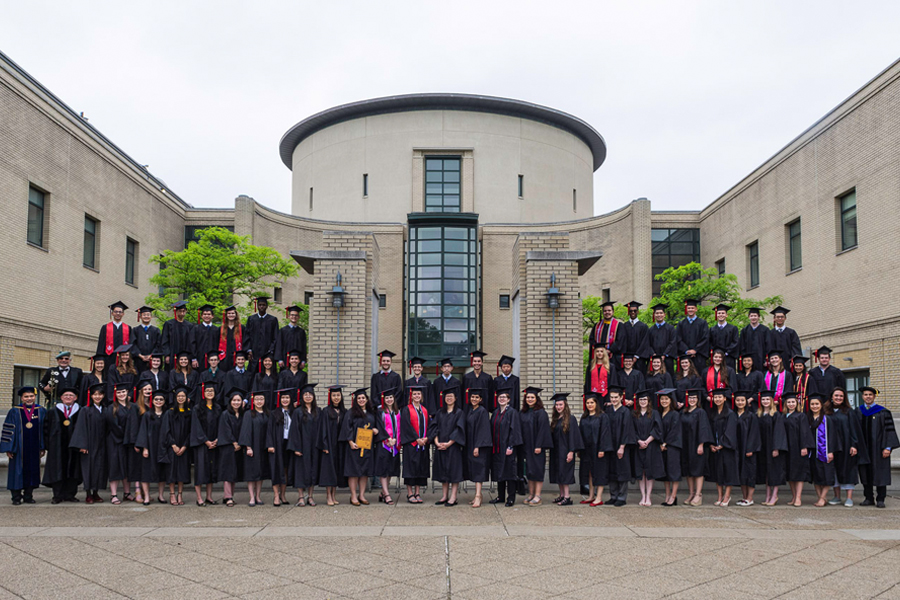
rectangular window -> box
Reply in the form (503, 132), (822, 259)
(788, 219), (802, 271)
(424, 157), (461, 212)
(650, 229), (701, 296)
(304, 291), (314, 305)
(83, 216), (98, 269)
(572, 189), (577, 212)
(716, 258), (725, 278)
(845, 369), (869, 408)
(125, 238), (137, 285)
(601, 288), (611, 304)
(27, 186), (45, 247)
(309, 187), (314, 212)
(839, 190), (857, 251)
(518, 175), (524, 198)
(14, 366), (43, 399)
(363, 173), (368, 197)
(748, 241), (759, 288)
(378, 294), (386, 308)
(499, 294), (510, 309)
(273, 287), (283, 303)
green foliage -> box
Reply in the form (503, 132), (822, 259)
(145, 227), (300, 324)
(582, 262), (783, 368)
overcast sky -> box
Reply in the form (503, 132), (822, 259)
(3, 1), (899, 215)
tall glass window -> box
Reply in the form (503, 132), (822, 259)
(425, 157), (461, 212)
(788, 219), (802, 271)
(651, 228), (701, 296)
(407, 223), (478, 362)
(83, 216), (98, 269)
(27, 187), (45, 247)
(748, 241), (760, 288)
(840, 190), (857, 250)
(125, 238), (137, 285)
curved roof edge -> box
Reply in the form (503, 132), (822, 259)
(279, 93), (606, 171)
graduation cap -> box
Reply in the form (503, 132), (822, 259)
(250, 389), (268, 401)
(175, 350), (192, 361)
(713, 303), (731, 313)
(684, 388), (703, 407)
(496, 354), (515, 375)
(634, 389), (654, 407)
(151, 389), (169, 402)
(683, 298), (699, 315)
(350, 388), (369, 404)
(378, 349), (396, 360)
(549, 392), (569, 403)
(436, 357), (453, 375)
(274, 387), (295, 406)
(109, 300), (128, 312)
(17, 386), (38, 397)
(467, 387), (485, 401)
(770, 306), (790, 315)
(656, 388), (677, 405)
(136, 305), (154, 322)
(791, 355), (809, 365)
(113, 382), (133, 393)
(859, 386), (879, 396)
(86, 382), (106, 406)
(583, 391), (601, 411)
(807, 392), (826, 402)
(172, 385), (192, 397)
(380, 387), (399, 409)
(469, 350), (487, 368)
(197, 303), (216, 323)
(625, 301), (642, 310)
(114, 343), (133, 354)
(439, 384), (461, 408)
(285, 304), (303, 315)
(407, 356), (426, 374)
(257, 351), (274, 373)
(234, 350), (249, 361)
(607, 384), (625, 395)
(708, 387), (733, 409)
(57, 386), (80, 397)
(327, 384), (343, 392)
(225, 387), (246, 401)
(286, 349), (303, 359)
(135, 379), (154, 391)
(150, 351), (166, 358)
(406, 384), (427, 405)
(523, 386), (543, 396)
(747, 307), (762, 315)
(814, 345), (833, 359)
(651, 303), (668, 312)
(599, 300), (615, 309)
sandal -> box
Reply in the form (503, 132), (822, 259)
(414, 494), (422, 504)
(295, 498), (306, 507)
(307, 497), (316, 506)
(169, 496), (177, 506)
(177, 494), (184, 506)
(158, 496), (166, 504)
(384, 495), (394, 505)
(111, 497), (121, 505)
(123, 493), (136, 502)
(196, 501), (205, 507)
(225, 498), (235, 507)
(407, 495), (415, 504)
(205, 499), (218, 505)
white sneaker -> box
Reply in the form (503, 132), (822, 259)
(827, 497), (842, 506)
(844, 498), (854, 507)
(736, 499), (751, 506)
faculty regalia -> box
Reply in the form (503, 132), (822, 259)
(736, 410), (761, 487)
(579, 412), (613, 486)
(42, 403), (82, 500)
(520, 408), (552, 483)
(648, 321), (678, 373)
(465, 405), (493, 482)
(104, 403), (132, 482)
(709, 323), (740, 371)
(632, 411), (665, 480)
(190, 403), (221, 486)
(275, 323), (307, 367)
(1, 403), (46, 498)
(606, 405), (636, 482)
(707, 409), (740, 486)
(783, 411), (814, 482)
(680, 408), (712, 477)
(244, 312), (278, 369)
(69, 404), (108, 490)
(132, 323), (162, 374)
(548, 414), (582, 485)
(856, 404), (899, 489)
(738, 323), (769, 372)
(809, 415), (841, 485)
(658, 410), (682, 482)
(339, 411), (381, 478)
(765, 327), (802, 364)
(159, 408), (193, 483)
(216, 411), (244, 483)
(404, 375), (434, 411)
(808, 365), (847, 398)
(831, 409), (866, 486)
(161, 319), (193, 371)
(430, 408), (466, 483)
(239, 410), (271, 482)
(288, 407), (319, 488)
(136, 411), (166, 483)
(676, 317), (709, 373)
(374, 409), (401, 479)
(493, 373), (520, 411)
(317, 406), (348, 488)
(492, 407), (524, 482)
(755, 411), (788, 486)
(431, 375), (460, 414)
(266, 407), (293, 486)
(462, 371), (494, 412)
(400, 404), (431, 484)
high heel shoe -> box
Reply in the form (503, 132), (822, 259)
(445, 500), (458, 507)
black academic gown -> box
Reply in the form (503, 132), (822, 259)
(373, 410), (401, 479)
(266, 408), (293, 486)
(159, 408), (192, 484)
(192, 323), (220, 370)
(493, 374), (521, 411)
(808, 366), (847, 397)
(606, 405), (636, 482)
(190, 403), (221, 486)
(161, 319), (194, 370)
(431, 409), (466, 483)
(520, 408), (552, 483)
(645, 372), (674, 398)
(317, 407), (348, 488)
(275, 324), (307, 367)
(132, 324), (162, 375)
(224, 369), (253, 402)
(736, 411), (761, 487)
(400, 404), (431, 481)
(371, 370), (403, 411)
(755, 411), (788, 487)
(339, 411), (381, 478)
(69, 405), (108, 490)
(617, 369), (645, 404)
(579, 412), (613, 486)
(674, 375), (701, 406)
(108, 370), (139, 403)
(676, 317), (709, 372)
(277, 369), (307, 393)
(549, 414), (582, 485)
(659, 410), (682, 482)
(621, 319), (652, 368)
(104, 403), (131, 482)
(244, 313), (278, 367)
(783, 411), (814, 482)
(765, 327), (802, 363)
(124, 407), (143, 482)
(288, 408), (319, 488)
(707, 409), (740, 486)
(253, 371), (279, 410)
(589, 319), (623, 360)
(96, 322), (132, 368)
(709, 323), (740, 370)
(856, 406), (899, 487)
(809, 415), (842, 485)
(680, 408), (713, 477)
(462, 371), (494, 411)
(831, 409), (866, 486)
(431, 376), (461, 414)
(79, 373), (107, 408)
(168, 370), (201, 404)
(633, 411), (665, 480)
(215, 325), (243, 372)
(648, 322), (677, 372)
(739, 324), (769, 372)
(139, 370), (167, 394)
(404, 375), (434, 411)
(42, 404), (82, 489)
(465, 406), (493, 482)
(136, 411), (165, 483)
(199, 369), (226, 408)
(763, 371), (794, 408)
(239, 411), (271, 482)
(735, 370), (765, 398)
(216, 411), (244, 483)
(491, 407), (523, 482)
(702, 366), (736, 410)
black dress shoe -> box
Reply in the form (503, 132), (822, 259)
(23, 499), (36, 504)
(488, 497), (505, 504)
(65, 497), (79, 502)
(860, 498), (875, 506)
(505, 499), (515, 507)
(613, 500), (626, 507)
(51, 498), (62, 505)
(876, 501), (886, 508)
(558, 497), (573, 506)
(445, 500), (458, 507)
(11, 500), (21, 506)
(434, 499), (447, 505)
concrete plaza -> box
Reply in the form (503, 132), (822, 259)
(0, 477), (899, 600)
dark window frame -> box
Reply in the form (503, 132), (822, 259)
(424, 156), (462, 213)
(788, 219), (802, 272)
(27, 186), (46, 248)
(304, 291), (314, 306)
(650, 228), (701, 296)
(83, 215), (98, 269)
(748, 241), (760, 288)
(125, 238), (137, 286)
(839, 190), (857, 251)
(716, 258), (725, 278)
(517, 175), (524, 198)
(499, 294), (510, 309)
(363, 173), (369, 198)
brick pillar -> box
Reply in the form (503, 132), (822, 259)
(0, 336), (14, 406)
(234, 195), (256, 238)
(631, 198), (652, 304)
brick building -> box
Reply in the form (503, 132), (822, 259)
(2, 48), (898, 409)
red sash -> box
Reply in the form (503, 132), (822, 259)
(106, 322), (130, 355)
(706, 367), (726, 402)
(795, 372), (810, 409)
(408, 405), (428, 448)
(590, 365), (609, 396)
(218, 324), (242, 361)
(595, 319), (619, 347)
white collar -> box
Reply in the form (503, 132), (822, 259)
(112, 321), (122, 328)
(56, 402), (79, 415)
(630, 319), (638, 325)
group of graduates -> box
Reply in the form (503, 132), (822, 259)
(2, 298), (897, 509)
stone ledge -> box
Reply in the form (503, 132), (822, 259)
(524, 250), (603, 275)
(290, 250), (367, 274)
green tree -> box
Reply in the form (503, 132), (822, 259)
(583, 262), (783, 368)
(145, 227), (299, 324)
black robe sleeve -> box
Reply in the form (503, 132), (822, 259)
(189, 409), (208, 448)
(744, 413), (762, 453)
(157, 411), (173, 464)
(597, 413), (614, 453)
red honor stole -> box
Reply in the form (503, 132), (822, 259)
(706, 367), (726, 404)
(409, 405), (428, 450)
(595, 319), (619, 347)
(218, 324), (242, 362)
(591, 365), (609, 396)
(106, 322), (130, 355)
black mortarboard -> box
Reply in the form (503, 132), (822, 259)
(657, 388), (676, 397)
(791, 355), (809, 364)
(150, 351), (165, 358)
(782, 391), (797, 401)
(469, 350), (487, 359)
(734, 390), (755, 398)
(406, 385), (426, 395)
(759, 390), (775, 398)
(114, 382), (133, 392)
(466, 387), (484, 398)
(710, 387), (732, 398)
(300, 383), (318, 394)
(378, 350), (396, 359)
(109, 301), (128, 311)
(380, 387), (399, 408)
(859, 386), (878, 396)
(714, 303), (731, 312)
(276, 387), (296, 399)
(651, 303), (667, 312)
(234, 350), (249, 359)
(286, 349), (303, 358)
(176, 350), (192, 359)
(250, 389), (268, 398)
(254, 294), (271, 301)
(206, 350), (220, 358)
(351, 388), (368, 398)
(408, 356), (426, 366)
(441, 384), (461, 398)
(201, 381), (219, 392)
(747, 307), (762, 315)
(286, 304), (303, 313)
(815, 345), (833, 357)
(497, 355), (515, 370)
(770, 306), (790, 315)
(171, 300), (188, 309)
(327, 384), (343, 392)
(152, 389), (169, 401)
(523, 386), (543, 396)
(172, 385), (191, 397)
(225, 387), (246, 399)
(625, 301), (642, 309)
(634, 389), (654, 400)
(88, 382), (106, 395)
(607, 384), (625, 394)
(137, 305), (154, 314)
(683, 299), (699, 307)
(439, 358), (454, 367)
(91, 353), (107, 362)
(685, 388), (703, 397)
(550, 392), (569, 403)
(198, 304), (215, 313)
(17, 386), (37, 397)
(600, 301), (615, 309)
(224, 305), (237, 312)
(113, 343), (133, 354)
(495, 385), (514, 398)
(807, 393), (826, 401)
